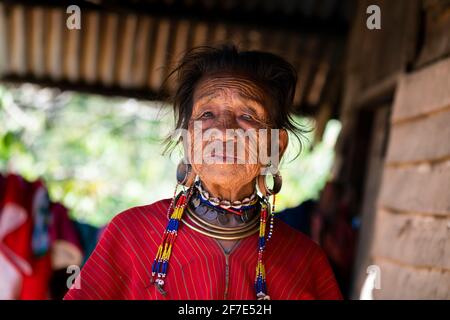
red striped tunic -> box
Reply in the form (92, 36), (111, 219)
(64, 199), (342, 300)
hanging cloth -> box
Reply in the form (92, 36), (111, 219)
(0, 174), (33, 299)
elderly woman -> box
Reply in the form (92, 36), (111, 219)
(64, 45), (342, 300)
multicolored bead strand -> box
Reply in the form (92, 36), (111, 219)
(255, 201), (270, 300)
(166, 182), (180, 220)
(150, 187), (193, 295)
(267, 194), (276, 242)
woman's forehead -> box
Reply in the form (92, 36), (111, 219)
(193, 74), (267, 107)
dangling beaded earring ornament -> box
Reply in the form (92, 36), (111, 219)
(255, 198), (269, 299)
(255, 169), (282, 300)
(267, 194), (276, 242)
(150, 160), (195, 296)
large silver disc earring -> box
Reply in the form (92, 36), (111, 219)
(176, 160), (194, 186)
(257, 170), (282, 197)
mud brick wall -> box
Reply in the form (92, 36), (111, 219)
(371, 57), (450, 299)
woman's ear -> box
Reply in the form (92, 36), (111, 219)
(279, 129), (289, 159)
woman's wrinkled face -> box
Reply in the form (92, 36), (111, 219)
(186, 74), (284, 189)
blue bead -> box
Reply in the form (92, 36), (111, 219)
(259, 237), (265, 248)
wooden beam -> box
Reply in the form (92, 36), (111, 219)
(63, 11), (81, 82)
(0, 3), (9, 76)
(191, 21), (208, 48)
(246, 28), (263, 51)
(211, 22), (228, 45)
(306, 41), (334, 106)
(148, 18), (171, 91)
(9, 5), (27, 76)
(293, 36), (320, 107)
(45, 8), (63, 81)
(116, 14), (138, 88)
(29, 6), (45, 78)
(166, 19), (190, 91)
(131, 16), (152, 88)
(80, 10), (100, 84)
(98, 12), (118, 86)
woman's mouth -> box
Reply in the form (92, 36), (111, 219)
(206, 151), (241, 163)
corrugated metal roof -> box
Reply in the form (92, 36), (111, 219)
(0, 0), (354, 115)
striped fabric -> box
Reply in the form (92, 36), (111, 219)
(64, 199), (342, 300)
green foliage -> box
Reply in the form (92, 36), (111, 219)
(279, 119), (341, 208)
(0, 83), (340, 226)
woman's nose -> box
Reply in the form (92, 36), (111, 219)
(215, 113), (240, 131)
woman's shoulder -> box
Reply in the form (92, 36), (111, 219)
(112, 198), (171, 222)
(104, 198), (171, 238)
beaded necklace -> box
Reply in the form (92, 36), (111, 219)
(195, 179), (258, 214)
(191, 185), (259, 226)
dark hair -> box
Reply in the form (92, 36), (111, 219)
(163, 44), (306, 156)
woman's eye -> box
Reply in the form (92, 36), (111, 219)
(240, 114), (254, 121)
(201, 111), (214, 119)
